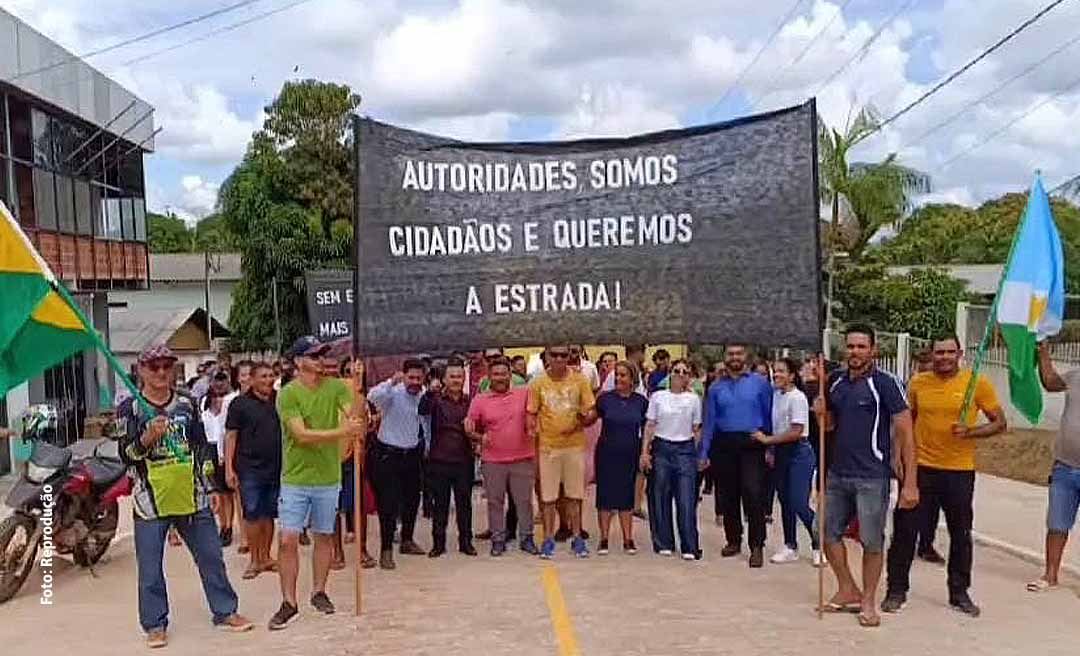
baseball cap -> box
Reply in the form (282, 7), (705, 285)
(285, 336), (330, 359)
(138, 344), (178, 365)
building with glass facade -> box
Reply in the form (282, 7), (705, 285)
(1, 8), (155, 470)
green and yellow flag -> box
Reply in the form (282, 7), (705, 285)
(0, 201), (97, 395)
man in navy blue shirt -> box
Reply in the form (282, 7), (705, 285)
(700, 344), (773, 567)
(820, 324), (917, 628)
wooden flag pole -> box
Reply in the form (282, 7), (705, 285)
(353, 358), (367, 617)
(815, 353), (827, 619)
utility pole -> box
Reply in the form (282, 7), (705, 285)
(204, 251), (213, 346)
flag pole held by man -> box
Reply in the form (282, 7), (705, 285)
(961, 172), (1065, 424)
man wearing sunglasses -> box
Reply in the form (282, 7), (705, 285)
(119, 344), (254, 648)
(527, 346), (597, 559)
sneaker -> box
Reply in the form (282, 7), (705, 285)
(459, 543), (478, 557)
(428, 545), (446, 558)
(311, 592), (335, 615)
(658, 549), (674, 557)
(216, 613), (254, 632)
(379, 550), (396, 570)
(400, 540), (426, 555)
(519, 536), (539, 555)
(491, 541), (507, 557)
(571, 537), (589, 559)
(950, 596), (981, 617)
(145, 629), (168, 649)
(770, 547), (799, 564)
(597, 540), (610, 556)
(881, 594), (907, 614)
(580, 529), (590, 540)
(749, 547), (764, 568)
(682, 553), (696, 561)
(268, 602), (299, 630)
(721, 543), (741, 558)
(919, 547), (946, 565)
(811, 549), (824, 567)
(623, 540), (637, 555)
(539, 538), (556, 559)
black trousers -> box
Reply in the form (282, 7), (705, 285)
(367, 442), (422, 552)
(917, 497), (941, 554)
(426, 460), (474, 549)
(712, 434), (768, 549)
(887, 466), (975, 598)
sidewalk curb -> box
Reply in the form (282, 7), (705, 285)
(971, 529), (1080, 579)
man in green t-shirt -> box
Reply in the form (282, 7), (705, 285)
(269, 337), (365, 631)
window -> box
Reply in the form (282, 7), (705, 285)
(74, 180), (92, 236)
(118, 150), (145, 195)
(91, 185), (104, 237)
(121, 197), (133, 240)
(8, 98), (31, 161)
(33, 168), (56, 230)
(13, 163), (34, 227)
(106, 196), (121, 240)
(133, 197), (146, 241)
(56, 175), (75, 234)
(32, 109), (53, 168)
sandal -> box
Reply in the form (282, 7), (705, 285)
(858, 613), (881, 628)
(361, 553), (377, 569)
(824, 601), (861, 613)
(241, 566), (260, 580)
(1026, 578), (1056, 593)
(261, 561), (279, 573)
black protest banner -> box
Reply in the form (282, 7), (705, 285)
(304, 269), (354, 342)
(353, 102), (821, 354)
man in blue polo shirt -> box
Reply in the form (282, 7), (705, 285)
(700, 343), (773, 568)
(820, 324), (917, 628)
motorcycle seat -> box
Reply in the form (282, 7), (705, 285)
(85, 456), (127, 486)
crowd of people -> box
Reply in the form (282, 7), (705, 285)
(112, 325), (1080, 646)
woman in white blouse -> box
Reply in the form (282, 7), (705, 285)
(640, 359), (703, 560)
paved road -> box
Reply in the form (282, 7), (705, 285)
(2, 488), (1078, 655)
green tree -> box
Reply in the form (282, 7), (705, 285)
(834, 264), (971, 338)
(819, 107), (931, 261)
(219, 80), (358, 351)
(147, 212), (194, 253)
(871, 193), (1080, 292)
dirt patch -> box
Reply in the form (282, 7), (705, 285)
(976, 428), (1056, 486)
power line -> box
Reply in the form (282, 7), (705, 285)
(902, 29), (1080, 150)
(750, 0), (855, 112)
(862, 0), (1073, 143)
(122, 0), (315, 67)
(938, 70), (1080, 171)
(812, 0), (918, 97)
(7, 0), (264, 82)
(707, 0), (808, 118)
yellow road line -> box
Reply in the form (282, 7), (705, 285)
(541, 565), (582, 656)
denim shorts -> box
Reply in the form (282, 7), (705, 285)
(279, 484), (340, 534)
(824, 475), (890, 552)
(239, 477), (280, 521)
(1048, 461), (1080, 533)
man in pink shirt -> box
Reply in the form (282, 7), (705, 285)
(465, 357), (538, 556)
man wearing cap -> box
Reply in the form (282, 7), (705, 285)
(119, 345), (253, 649)
(269, 337), (366, 630)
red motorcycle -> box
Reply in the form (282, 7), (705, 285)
(0, 406), (131, 603)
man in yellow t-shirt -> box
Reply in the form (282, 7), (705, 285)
(527, 345), (596, 559)
(883, 335), (1006, 618)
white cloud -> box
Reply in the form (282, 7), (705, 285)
(8, 0), (1080, 214)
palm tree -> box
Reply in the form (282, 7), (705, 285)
(818, 106), (932, 261)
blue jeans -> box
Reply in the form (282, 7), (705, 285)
(650, 439), (700, 556)
(776, 441), (818, 550)
(824, 475), (890, 552)
(1048, 461), (1080, 533)
(279, 484), (340, 534)
(133, 508), (238, 632)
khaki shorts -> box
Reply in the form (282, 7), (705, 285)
(539, 447), (585, 502)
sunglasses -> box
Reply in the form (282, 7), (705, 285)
(672, 368), (690, 375)
(144, 362), (173, 372)
(549, 352), (570, 359)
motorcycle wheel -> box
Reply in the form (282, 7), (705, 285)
(74, 501), (119, 567)
(0, 514), (39, 604)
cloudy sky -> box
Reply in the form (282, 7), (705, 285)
(7, 0), (1080, 220)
